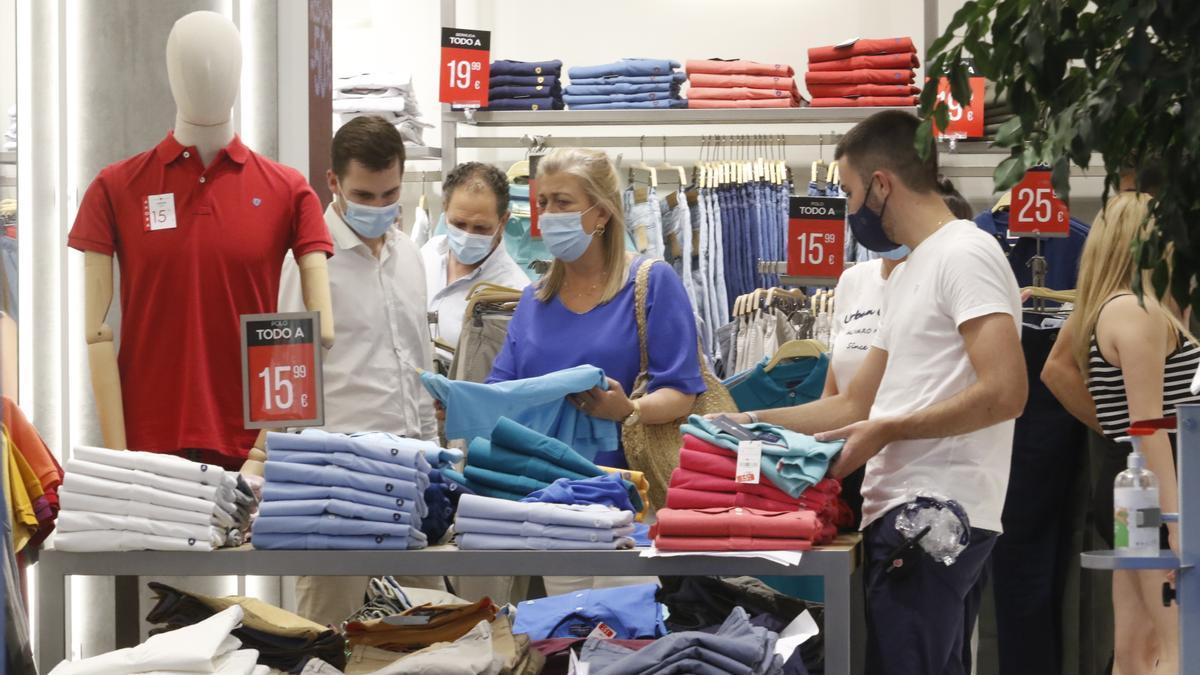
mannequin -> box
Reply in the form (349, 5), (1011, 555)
(80, 11), (334, 458)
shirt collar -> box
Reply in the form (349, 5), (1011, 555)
(154, 131), (250, 165)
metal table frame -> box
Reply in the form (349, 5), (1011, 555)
(36, 536), (862, 674)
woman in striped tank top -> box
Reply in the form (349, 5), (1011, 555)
(1071, 192), (1196, 675)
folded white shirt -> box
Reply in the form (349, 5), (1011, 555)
(57, 510), (226, 547)
(335, 71), (415, 91)
(59, 489), (225, 528)
(332, 96), (409, 114)
(49, 606), (243, 675)
(74, 445), (235, 490)
(67, 459), (238, 513)
(138, 648), (261, 675)
(53, 529), (217, 552)
(63, 473), (235, 527)
(456, 494), (635, 529)
(454, 516), (634, 543)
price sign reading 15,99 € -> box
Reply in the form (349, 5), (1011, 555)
(439, 27), (491, 107)
(241, 312), (324, 429)
(787, 196), (846, 285)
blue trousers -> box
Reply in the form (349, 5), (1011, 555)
(864, 505), (996, 675)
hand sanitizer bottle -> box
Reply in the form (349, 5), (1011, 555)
(1114, 430), (1161, 556)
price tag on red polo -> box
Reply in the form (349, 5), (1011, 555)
(241, 312), (324, 429)
(736, 441), (762, 484)
(787, 196), (845, 284)
(529, 153), (544, 237)
(1009, 167), (1070, 237)
(933, 60), (984, 140)
(439, 27), (491, 107)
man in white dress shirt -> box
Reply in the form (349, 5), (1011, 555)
(278, 115), (443, 626)
(421, 162), (529, 364)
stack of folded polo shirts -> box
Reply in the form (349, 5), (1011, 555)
(54, 445), (253, 552)
(652, 506), (828, 551)
(441, 416), (647, 518)
(454, 493), (637, 550)
(485, 59), (564, 111)
(333, 72), (432, 145)
(684, 59), (805, 109)
(146, 581), (346, 672)
(564, 59), (686, 110)
(805, 37), (921, 108)
(252, 430), (465, 550)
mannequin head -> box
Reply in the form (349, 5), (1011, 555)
(166, 11), (241, 126)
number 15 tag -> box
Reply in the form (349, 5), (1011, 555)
(145, 193), (177, 231)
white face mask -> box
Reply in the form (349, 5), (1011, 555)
(339, 191), (400, 239)
(444, 216), (499, 265)
(539, 204), (599, 262)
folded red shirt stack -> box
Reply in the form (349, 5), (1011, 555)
(684, 59), (806, 109)
(651, 506), (826, 551)
(804, 37), (921, 108)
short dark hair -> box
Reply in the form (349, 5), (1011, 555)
(835, 110), (938, 193)
(937, 175), (975, 220)
(331, 116), (406, 179)
(443, 162), (511, 219)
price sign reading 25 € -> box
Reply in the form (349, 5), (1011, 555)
(439, 27), (491, 107)
(787, 196), (846, 285)
(1009, 166), (1070, 238)
(241, 312), (324, 429)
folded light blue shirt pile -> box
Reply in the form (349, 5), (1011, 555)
(252, 430), (462, 550)
(421, 365), (619, 459)
(681, 414), (844, 498)
(454, 494), (636, 550)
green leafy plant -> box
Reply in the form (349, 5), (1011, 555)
(919, 0), (1200, 309)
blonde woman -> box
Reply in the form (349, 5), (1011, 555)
(1069, 192), (1196, 674)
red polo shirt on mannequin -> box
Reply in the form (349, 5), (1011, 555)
(68, 133), (333, 463)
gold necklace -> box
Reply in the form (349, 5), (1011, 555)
(563, 274), (607, 298)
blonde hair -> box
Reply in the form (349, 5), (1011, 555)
(1072, 192), (1188, 371)
(534, 148), (630, 304)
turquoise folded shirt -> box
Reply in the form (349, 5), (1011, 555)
(421, 366), (619, 460)
(681, 414), (844, 498)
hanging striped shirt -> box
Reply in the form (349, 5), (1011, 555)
(1087, 328), (1200, 441)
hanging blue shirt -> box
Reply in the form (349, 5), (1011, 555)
(725, 355), (829, 412)
(972, 209), (1090, 291)
(422, 366), (619, 457)
(488, 259), (705, 462)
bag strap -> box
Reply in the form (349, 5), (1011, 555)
(633, 258), (655, 378)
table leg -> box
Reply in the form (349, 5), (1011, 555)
(36, 557), (66, 674)
(825, 568), (852, 675)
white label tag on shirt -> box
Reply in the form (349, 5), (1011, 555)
(568, 648), (590, 675)
(586, 622), (616, 640)
(835, 36), (860, 49)
(144, 193), (177, 231)
(736, 440), (762, 484)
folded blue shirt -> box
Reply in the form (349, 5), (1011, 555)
(569, 100), (688, 110)
(564, 83), (679, 96)
(267, 449), (428, 485)
(490, 59), (563, 77)
(490, 74), (561, 87)
(267, 430), (447, 472)
(263, 462), (429, 510)
(252, 532), (425, 550)
(463, 465), (547, 498)
(492, 417), (607, 476)
(467, 437), (594, 485)
(252, 513), (425, 540)
(569, 72), (686, 86)
(257, 498), (416, 526)
(457, 532), (635, 551)
(563, 92), (680, 105)
(441, 468), (529, 502)
(521, 474), (636, 513)
(513, 582), (667, 640)
(422, 366), (619, 458)
(455, 516), (633, 542)
(680, 415), (843, 497)
(261, 482), (423, 516)
(568, 59), (681, 80)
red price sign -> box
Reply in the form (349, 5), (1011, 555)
(933, 60), (984, 140)
(439, 27), (491, 107)
(1009, 167), (1070, 237)
(787, 196), (845, 283)
(241, 312), (324, 429)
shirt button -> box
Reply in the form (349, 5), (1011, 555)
(182, 151), (190, 159)
(199, 176), (207, 183)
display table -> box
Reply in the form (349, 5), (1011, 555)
(36, 535), (862, 674)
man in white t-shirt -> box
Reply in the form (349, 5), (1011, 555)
(726, 110), (1027, 675)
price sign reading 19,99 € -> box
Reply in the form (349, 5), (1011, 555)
(439, 27), (491, 107)
(787, 196), (846, 285)
(241, 312), (324, 429)
(933, 59), (985, 140)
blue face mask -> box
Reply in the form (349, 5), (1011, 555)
(539, 204), (599, 262)
(878, 244), (910, 260)
(443, 215), (499, 265)
(848, 179), (903, 254)
(340, 193), (400, 239)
